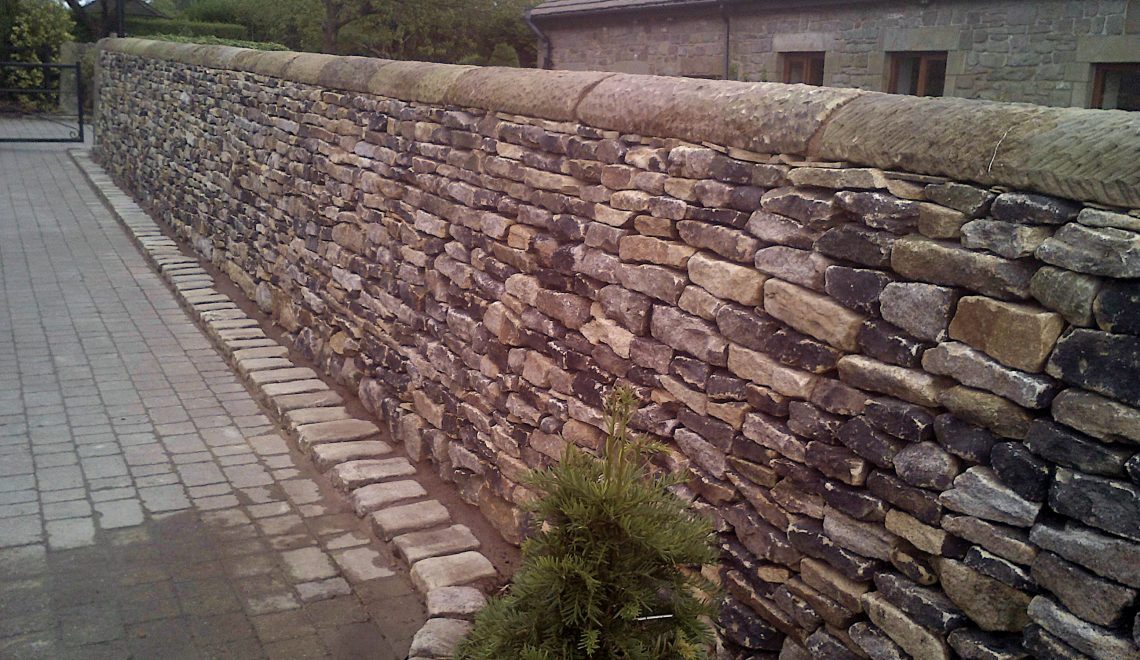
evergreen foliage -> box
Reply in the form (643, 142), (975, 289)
(456, 385), (719, 660)
(486, 42), (519, 67)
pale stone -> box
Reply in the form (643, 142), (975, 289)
(765, 279), (867, 351)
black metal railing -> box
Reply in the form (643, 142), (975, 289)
(0, 61), (85, 143)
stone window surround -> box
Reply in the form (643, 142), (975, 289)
(1070, 35), (1140, 108)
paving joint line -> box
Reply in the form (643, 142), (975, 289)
(69, 148), (493, 658)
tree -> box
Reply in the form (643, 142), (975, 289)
(456, 385), (720, 660)
(1, 0), (74, 110)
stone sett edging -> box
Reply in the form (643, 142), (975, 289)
(70, 149), (492, 660)
(97, 37), (1140, 210)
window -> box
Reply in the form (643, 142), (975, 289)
(1092, 63), (1140, 111)
(888, 51), (948, 97)
(782, 52), (826, 86)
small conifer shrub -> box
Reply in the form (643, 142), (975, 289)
(456, 385), (720, 660)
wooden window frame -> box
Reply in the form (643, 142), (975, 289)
(888, 51), (948, 97)
(781, 52), (826, 86)
(1091, 62), (1140, 110)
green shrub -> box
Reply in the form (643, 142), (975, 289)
(457, 53), (484, 66)
(1, 0), (74, 111)
(456, 385), (719, 660)
(143, 33), (288, 51)
(126, 16), (246, 40)
(486, 42), (519, 67)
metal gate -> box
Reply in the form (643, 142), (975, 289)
(0, 59), (85, 143)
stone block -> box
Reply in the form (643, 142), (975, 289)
(754, 246), (834, 291)
(1022, 624), (1086, 659)
(395, 525), (481, 564)
(1050, 388), (1140, 445)
(838, 418), (905, 470)
(408, 617), (473, 659)
(370, 500), (451, 539)
(351, 479), (426, 516)
(677, 220), (760, 263)
(835, 190), (919, 233)
(848, 622), (908, 660)
(650, 305), (727, 366)
(938, 385), (1033, 440)
(597, 285), (652, 335)
(311, 441), (393, 471)
(894, 441), (960, 490)
(426, 586), (486, 619)
(1032, 551), (1137, 628)
(1028, 596), (1139, 660)
(1029, 265), (1101, 328)
(1036, 223), (1140, 278)
(764, 279), (867, 352)
(856, 319), (928, 368)
(961, 219), (1053, 259)
(917, 202), (969, 239)
(761, 187), (839, 227)
(925, 182), (995, 217)
(837, 355), (951, 408)
(822, 506), (896, 560)
(824, 266), (894, 316)
(923, 341), (1060, 409)
(939, 558), (1032, 632)
(1031, 520), (1140, 589)
(933, 413), (997, 463)
(805, 442), (868, 486)
(1026, 419), (1131, 477)
(727, 343), (818, 400)
(296, 419), (382, 449)
(747, 210), (822, 249)
(874, 572), (968, 633)
(946, 629), (1030, 660)
(688, 252), (766, 305)
(1046, 329), (1140, 407)
(948, 296), (1065, 373)
(1094, 279), (1140, 335)
(941, 515), (1037, 566)
(867, 470), (942, 524)
(940, 466), (1042, 527)
(990, 192), (1080, 225)
(991, 441), (1051, 502)
(617, 235), (696, 268)
(1049, 468), (1140, 542)
(328, 457), (417, 490)
(879, 281), (959, 343)
(864, 397), (935, 442)
(815, 224), (895, 268)
(618, 263), (687, 304)
(891, 236), (1035, 300)
(862, 592), (951, 660)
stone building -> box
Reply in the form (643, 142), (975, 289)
(526, 0), (1140, 109)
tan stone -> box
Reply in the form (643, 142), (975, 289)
(885, 509), (956, 556)
(862, 592), (952, 660)
(938, 558), (1032, 632)
(837, 355), (951, 408)
(727, 343), (819, 400)
(764, 279), (866, 351)
(948, 296), (1065, 373)
(939, 385), (1034, 440)
(618, 235), (696, 269)
(688, 252), (766, 306)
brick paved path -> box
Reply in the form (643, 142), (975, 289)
(0, 135), (425, 658)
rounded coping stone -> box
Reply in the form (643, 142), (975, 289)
(817, 93), (1140, 209)
(99, 37), (1140, 209)
(281, 52), (343, 87)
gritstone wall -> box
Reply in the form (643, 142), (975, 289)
(95, 37), (1140, 659)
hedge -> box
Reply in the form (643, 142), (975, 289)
(125, 17), (246, 40)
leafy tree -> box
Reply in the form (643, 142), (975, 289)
(487, 41), (518, 67)
(456, 385), (720, 660)
(1, 0), (74, 110)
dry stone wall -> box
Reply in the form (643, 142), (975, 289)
(95, 38), (1140, 660)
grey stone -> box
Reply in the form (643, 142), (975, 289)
(1023, 624), (1087, 660)
(874, 572), (968, 633)
(1029, 266), (1102, 327)
(848, 622), (908, 660)
(856, 318), (928, 368)
(350, 480), (426, 516)
(925, 182), (995, 218)
(991, 441), (1051, 502)
(426, 586), (486, 619)
(837, 417), (905, 470)
(650, 305), (728, 366)
(939, 558), (1032, 632)
(1028, 596), (1139, 660)
(824, 265), (894, 316)
(941, 514), (1037, 565)
(1048, 468), (1140, 542)
(815, 224), (895, 268)
(962, 219), (1053, 259)
(923, 341), (1060, 409)
(281, 546), (339, 582)
(822, 506), (896, 560)
(964, 545), (1036, 592)
(879, 282), (959, 342)
(296, 577), (352, 602)
(761, 186), (839, 227)
(1031, 551), (1137, 627)
(310, 441), (393, 471)
(1051, 388), (1140, 445)
(934, 414), (997, 463)
(1030, 520), (1140, 588)
(1047, 329), (1140, 407)
(864, 397), (935, 442)
(834, 190), (919, 233)
(1036, 223), (1140, 278)
(891, 236), (1035, 300)
(1093, 279), (1140, 335)
(894, 441), (961, 490)
(1026, 420), (1132, 477)
(1078, 207), (1140, 232)
(410, 551), (496, 592)
(328, 457), (417, 490)
(990, 192), (1080, 225)
(371, 500), (452, 540)
(408, 617), (473, 658)
(862, 591), (952, 660)
(940, 467), (1042, 527)
(331, 546), (395, 581)
(947, 628), (1029, 660)
(754, 246), (833, 290)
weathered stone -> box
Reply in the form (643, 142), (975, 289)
(923, 342), (1060, 409)
(619, 263), (687, 304)
(675, 428), (727, 478)
(1029, 266), (1102, 328)
(790, 166), (887, 190)
(934, 413), (997, 463)
(894, 441), (961, 490)
(410, 551), (496, 592)
(297, 419), (382, 449)
(835, 190), (919, 233)
(1026, 419), (1132, 477)
(688, 252), (766, 305)
(617, 235), (696, 268)
(822, 506), (896, 560)
(874, 571), (968, 633)
(947, 628), (1029, 660)
(926, 182), (995, 218)
(868, 470), (942, 524)
(879, 282), (960, 343)
(1051, 388), (1140, 445)
(991, 192), (1080, 225)
(728, 343), (818, 399)
(1028, 596), (1140, 660)
(800, 557), (871, 613)
(889, 539), (939, 586)
(848, 622), (908, 660)
(426, 585), (486, 619)
(747, 209), (822, 250)
(938, 385), (1034, 440)
(1031, 520), (1140, 589)
(964, 545), (1036, 592)
(857, 319), (928, 368)
(838, 418), (905, 470)
(809, 378), (867, 415)
(862, 400), (933, 446)
(948, 296), (1064, 373)
(1094, 279), (1140, 335)
(395, 525), (481, 564)
(677, 220), (760, 263)
(891, 236), (1035, 300)
(328, 457), (416, 490)
(788, 517), (881, 581)
(815, 224), (895, 268)
(370, 500), (451, 540)
(719, 596), (784, 652)
(991, 441), (1051, 502)
(962, 219), (1053, 259)
(824, 266), (894, 316)
(917, 202), (970, 239)
(761, 187), (840, 227)
(939, 558), (1033, 632)
(941, 514), (1038, 565)
(408, 617), (472, 658)
(311, 441), (393, 471)
(742, 412), (806, 463)
(837, 355), (951, 408)
(940, 467), (1042, 527)
(1049, 468), (1140, 542)
(754, 247), (833, 291)
(1046, 329), (1140, 407)
(806, 442), (869, 486)
(862, 591), (952, 660)
(1036, 223), (1140, 278)
(598, 284), (652, 335)
(722, 503), (801, 567)
(1032, 551), (1137, 627)
(804, 628), (861, 659)
(887, 508), (967, 556)
(764, 279), (866, 352)
(1023, 624), (1086, 660)
(650, 305), (727, 366)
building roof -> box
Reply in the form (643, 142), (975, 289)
(531, 0), (886, 20)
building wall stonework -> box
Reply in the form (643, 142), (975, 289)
(96, 38), (1140, 659)
(539, 0), (1140, 107)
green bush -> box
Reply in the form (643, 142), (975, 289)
(144, 33), (288, 51)
(456, 385), (719, 660)
(126, 16), (246, 40)
(486, 42), (519, 67)
(1, 0), (74, 111)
